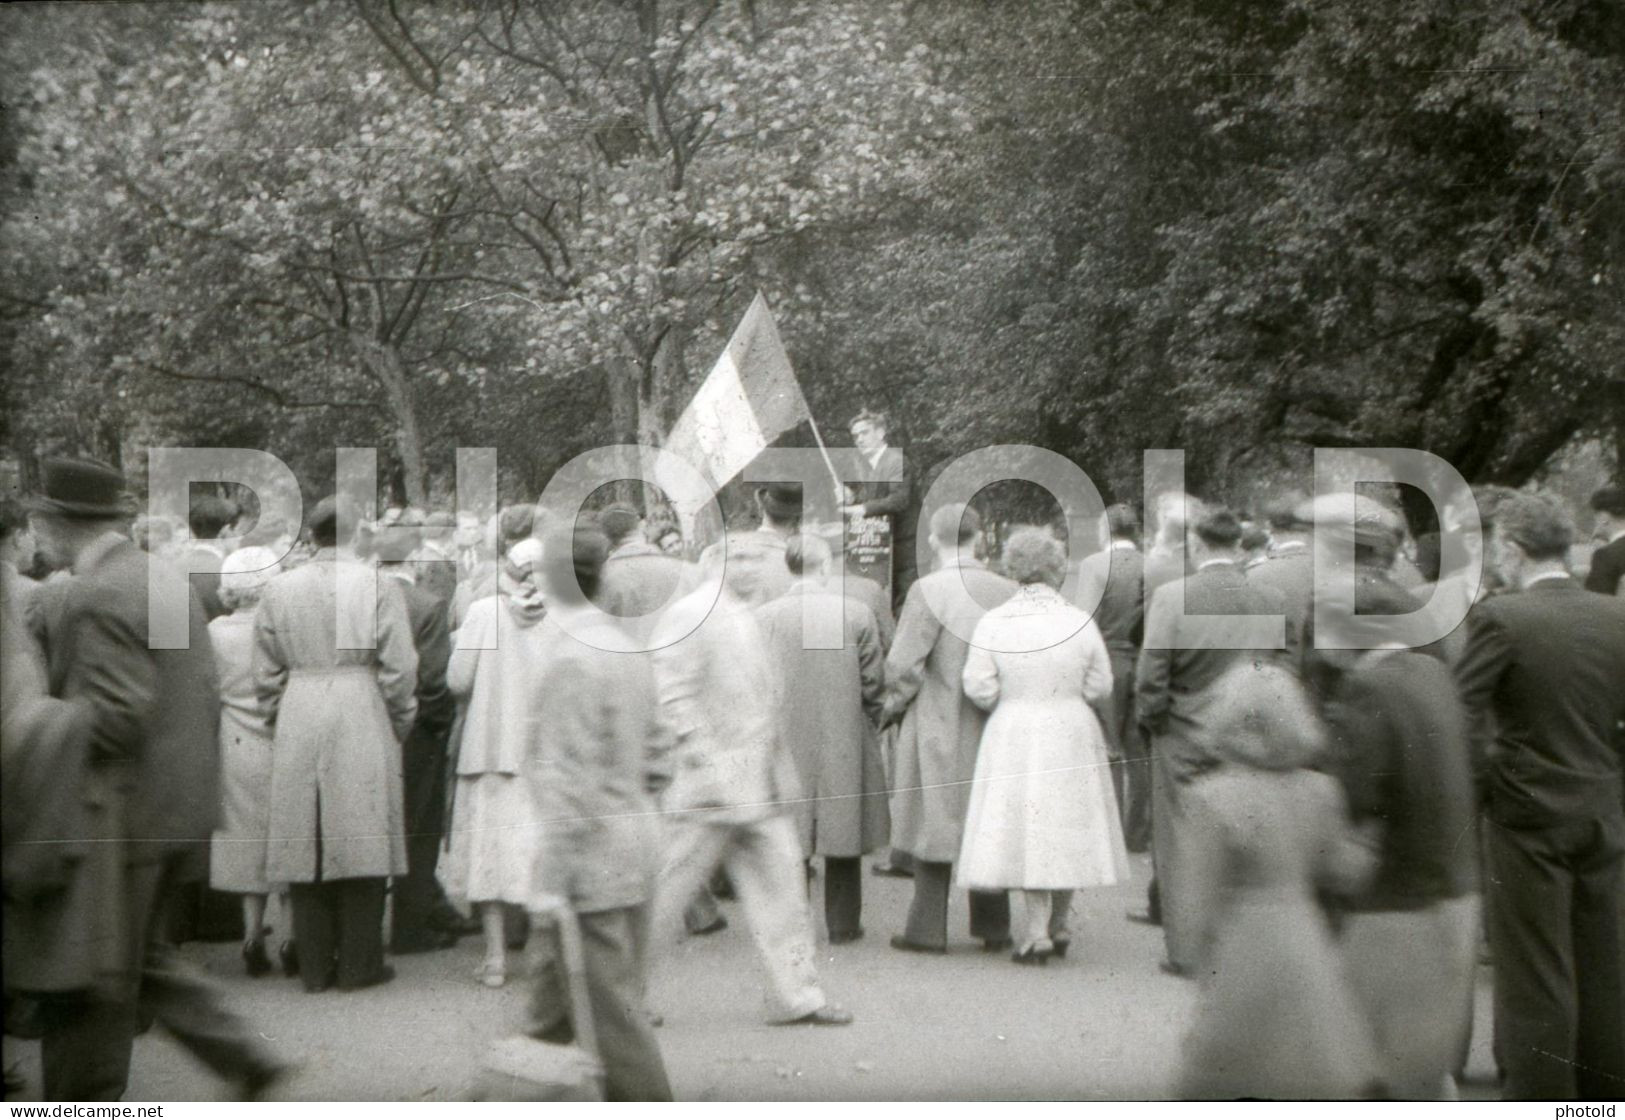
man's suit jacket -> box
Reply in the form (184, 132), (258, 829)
(1072, 544), (1145, 657)
(1455, 576), (1625, 827)
(45, 537), (221, 865)
(1135, 561), (1286, 776)
(1586, 536), (1625, 596)
(846, 445), (916, 552)
(392, 574), (453, 734)
(1246, 548), (1313, 669)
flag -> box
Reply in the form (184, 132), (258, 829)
(657, 293), (813, 538)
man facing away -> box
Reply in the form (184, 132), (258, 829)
(1455, 493), (1625, 1100)
(883, 503), (1017, 954)
(1071, 502), (1150, 853)
(1135, 507), (1285, 976)
(755, 534), (888, 944)
(647, 531), (853, 1026)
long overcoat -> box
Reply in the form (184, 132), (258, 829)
(882, 559), (1016, 861)
(756, 580), (888, 857)
(255, 548), (417, 882)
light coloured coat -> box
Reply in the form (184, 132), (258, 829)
(254, 549), (417, 882)
(756, 579), (888, 857)
(882, 559), (1017, 861)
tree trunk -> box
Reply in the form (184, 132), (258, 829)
(350, 332), (429, 508)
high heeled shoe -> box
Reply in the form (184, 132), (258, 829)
(1011, 940), (1053, 966)
(243, 938), (273, 978)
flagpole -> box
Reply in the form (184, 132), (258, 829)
(804, 412), (844, 494)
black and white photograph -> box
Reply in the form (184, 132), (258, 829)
(2, 0), (1623, 1106)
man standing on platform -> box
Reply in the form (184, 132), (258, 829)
(1072, 503), (1150, 854)
(1455, 493), (1625, 1099)
(883, 504), (1017, 954)
(1135, 507), (1284, 976)
(838, 409), (916, 612)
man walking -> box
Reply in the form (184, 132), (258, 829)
(648, 531), (853, 1026)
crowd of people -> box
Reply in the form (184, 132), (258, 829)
(2, 423), (1624, 1102)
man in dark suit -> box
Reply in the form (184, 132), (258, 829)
(1246, 499), (1314, 674)
(378, 549), (456, 954)
(1071, 503), (1150, 853)
(24, 459), (279, 1101)
(1455, 493), (1625, 1100)
(1135, 507), (1285, 975)
(838, 409), (917, 612)
(1584, 485), (1625, 595)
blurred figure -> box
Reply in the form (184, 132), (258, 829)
(24, 458), (280, 1100)
(208, 547), (284, 977)
(1247, 499), (1314, 675)
(650, 520), (684, 557)
(1238, 520), (1271, 569)
(523, 523), (673, 1101)
(1585, 485), (1625, 594)
(958, 529), (1128, 965)
(1178, 664), (1382, 1100)
(130, 513), (180, 559)
(884, 504), (1017, 954)
(1071, 502), (1150, 853)
(451, 504), (531, 630)
(1136, 507), (1285, 975)
(440, 538), (551, 987)
(254, 496), (417, 993)
(649, 532), (853, 1025)
(411, 510), (460, 605)
(1455, 493), (1625, 1099)
(756, 534), (888, 944)
(1321, 582), (1480, 1099)
(1143, 492), (1202, 601)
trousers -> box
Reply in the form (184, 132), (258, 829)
(287, 878), (387, 992)
(36, 856), (277, 1101)
(1484, 814), (1625, 1099)
(901, 860), (1012, 949)
(653, 814), (828, 1022)
(527, 905), (672, 1102)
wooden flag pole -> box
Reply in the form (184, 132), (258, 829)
(804, 411), (844, 496)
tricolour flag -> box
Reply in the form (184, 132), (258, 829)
(657, 293), (812, 538)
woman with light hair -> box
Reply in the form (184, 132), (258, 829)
(439, 535), (551, 987)
(1177, 662), (1383, 1099)
(957, 527), (1128, 964)
(208, 545), (284, 976)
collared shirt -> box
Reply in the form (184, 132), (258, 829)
(1269, 539), (1308, 557)
(1197, 558), (1236, 572)
(383, 567), (416, 586)
(1110, 540), (1138, 553)
(1609, 526), (1625, 546)
(865, 443), (888, 473)
(1523, 570), (1571, 589)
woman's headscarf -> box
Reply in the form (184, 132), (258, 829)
(499, 537), (547, 626)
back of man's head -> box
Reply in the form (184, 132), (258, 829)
(599, 503), (642, 548)
(189, 495), (239, 540)
(1193, 508), (1243, 551)
(929, 503), (981, 549)
(1104, 503), (1139, 542)
(1495, 494), (1574, 562)
(786, 533), (832, 577)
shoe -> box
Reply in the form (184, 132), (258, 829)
(889, 935), (947, 956)
(477, 961), (506, 989)
(390, 930), (458, 955)
(776, 1004), (854, 1027)
(688, 915), (728, 936)
(338, 964), (396, 992)
(1012, 942), (1052, 966)
(871, 862), (913, 879)
(1159, 959), (1192, 979)
(1051, 935), (1072, 959)
(828, 928), (864, 945)
(427, 906), (481, 937)
(1124, 908), (1161, 927)
(279, 940), (300, 978)
(980, 937), (1014, 953)
(243, 939), (273, 978)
